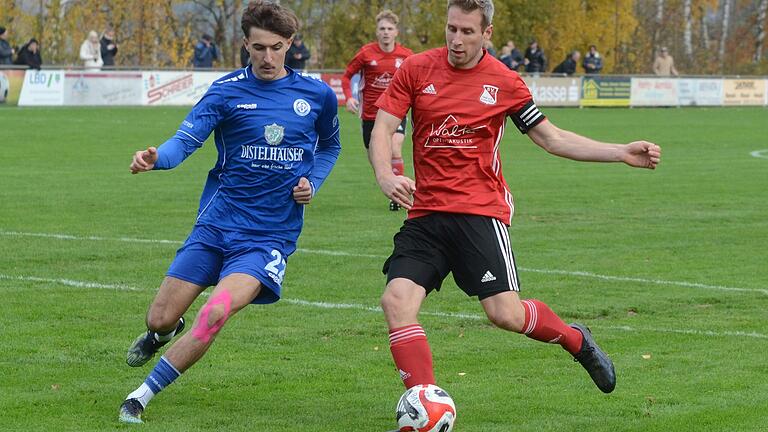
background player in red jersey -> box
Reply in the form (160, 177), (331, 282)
(342, 10), (414, 211)
(369, 0), (661, 396)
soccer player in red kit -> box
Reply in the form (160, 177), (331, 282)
(370, 0), (661, 396)
(342, 9), (414, 211)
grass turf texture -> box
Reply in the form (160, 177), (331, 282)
(0, 106), (766, 431)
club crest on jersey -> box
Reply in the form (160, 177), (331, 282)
(395, 58), (404, 68)
(293, 98), (311, 116)
(264, 123), (285, 146)
(480, 85), (499, 105)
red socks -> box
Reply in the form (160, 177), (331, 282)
(391, 158), (405, 176)
(388, 303), (581, 389)
(521, 299), (583, 355)
(389, 324), (435, 389)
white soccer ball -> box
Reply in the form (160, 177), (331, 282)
(396, 384), (456, 432)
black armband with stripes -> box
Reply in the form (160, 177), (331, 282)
(510, 100), (546, 134)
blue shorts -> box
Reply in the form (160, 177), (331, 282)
(167, 225), (296, 304)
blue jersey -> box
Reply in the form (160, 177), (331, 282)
(153, 67), (341, 244)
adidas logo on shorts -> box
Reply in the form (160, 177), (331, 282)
(481, 271), (496, 283)
(422, 84), (437, 95)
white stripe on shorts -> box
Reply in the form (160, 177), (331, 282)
(491, 219), (519, 292)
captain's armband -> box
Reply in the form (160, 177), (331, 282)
(510, 100), (546, 134)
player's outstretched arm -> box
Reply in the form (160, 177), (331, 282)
(370, 109), (416, 209)
(527, 120), (661, 169)
(129, 147), (158, 174)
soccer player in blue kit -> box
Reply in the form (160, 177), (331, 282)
(118, 1), (340, 423)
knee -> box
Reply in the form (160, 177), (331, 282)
(191, 290), (233, 343)
(380, 289), (403, 315)
(381, 286), (412, 315)
(202, 302), (229, 327)
(486, 308), (525, 333)
(380, 281), (422, 325)
(146, 305), (181, 333)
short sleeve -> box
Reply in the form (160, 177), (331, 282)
(374, 59), (415, 119)
(506, 75), (546, 134)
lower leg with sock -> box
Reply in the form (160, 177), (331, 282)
(389, 324), (436, 389)
(520, 299), (584, 355)
(126, 356), (181, 408)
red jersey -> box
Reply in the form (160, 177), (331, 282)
(375, 47), (546, 225)
(342, 42), (414, 120)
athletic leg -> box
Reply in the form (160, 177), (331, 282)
(451, 214), (615, 393)
(119, 273), (262, 423)
(381, 278), (434, 389)
(126, 277), (206, 367)
(481, 291), (616, 393)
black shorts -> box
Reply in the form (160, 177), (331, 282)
(383, 213), (521, 300)
(361, 118), (407, 149)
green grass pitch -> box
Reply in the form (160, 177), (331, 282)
(0, 105), (766, 431)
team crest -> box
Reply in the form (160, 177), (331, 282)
(480, 85), (499, 105)
(264, 123), (285, 146)
(395, 58), (404, 68)
(293, 98), (311, 116)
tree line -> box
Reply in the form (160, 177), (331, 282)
(1, 0), (766, 74)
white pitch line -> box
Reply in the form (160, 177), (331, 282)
(1, 273), (766, 340)
(1, 230), (766, 295)
(519, 268), (768, 295)
(0, 274), (142, 291)
(749, 149), (768, 159)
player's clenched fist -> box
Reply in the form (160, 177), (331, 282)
(622, 141), (662, 170)
(293, 177), (313, 204)
(130, 147), (159, 174)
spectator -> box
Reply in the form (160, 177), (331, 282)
(582, 44), (603, 74)
(504, 40), (524, 71)
(483, 39), (496, 58)
(286, 34), (310, 70)
(80, 31), (103, 70)
(552, 50), (580, 75)
(524, 39), (546, 73)
(499, 45), (514, 69)
(14, 38), (42, 69)
(100, 29), (118, 67)
(193, 34), (219, 68)
(0, 26), (14, 65)
(653, 46), (678, 76)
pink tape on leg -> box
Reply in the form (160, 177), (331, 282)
(192, 289), (233, 343)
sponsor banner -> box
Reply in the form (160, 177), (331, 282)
(581, 76), (631, 107)
(723, 79), (766, 106)
(18, 69), (65, 106)
(142, 71), (224, 105)
(677, 79), (723, 106)
(522, 76), (581, 106)
(631, 78), (678, 106)
(321, 73), (346, 105)
(0, 69), (26, 106)
(63, 72), (143, 105)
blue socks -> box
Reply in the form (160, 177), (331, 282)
(126, 356), (181, 408)
(145, 356), (181, 393)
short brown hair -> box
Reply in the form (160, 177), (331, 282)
(447, 0), (494, 29)
(241, 1), (299, 39)
(376, 10), (399, 26)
